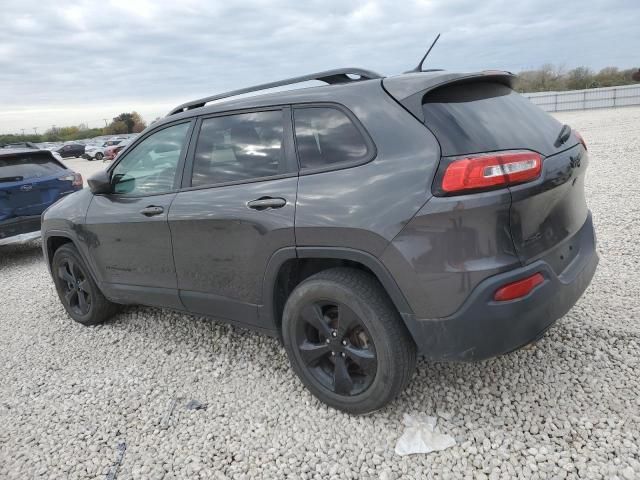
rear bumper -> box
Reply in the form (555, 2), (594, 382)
(0, 215), (42, 245)
(405, 213), (598, 361)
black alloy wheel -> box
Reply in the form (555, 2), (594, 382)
(57, 258), (92, 316)
(295, 301), (377, 396)
(282, 268), (417, 414)
(51, 243), (119, 325)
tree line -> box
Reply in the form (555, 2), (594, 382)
(0, 112), (147, 145)
(514, 65), (640, 93)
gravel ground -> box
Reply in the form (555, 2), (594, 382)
(1, 107), (639, 479)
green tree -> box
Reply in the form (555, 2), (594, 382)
(106, 112), (147, 134)
(106, 121), (129, 135)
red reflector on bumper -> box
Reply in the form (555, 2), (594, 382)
(494, 273), (544, 301)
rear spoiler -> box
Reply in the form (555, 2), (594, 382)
(383, 70), (516, 122)
(0, 149), (66, 170)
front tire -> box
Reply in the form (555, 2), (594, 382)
(94, 152), (104, 161)
(51, 244), (118, 325)
(282, 268), (416, 414)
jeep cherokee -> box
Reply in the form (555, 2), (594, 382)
(42, 68), (598, 414)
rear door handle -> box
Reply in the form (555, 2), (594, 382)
(247, 197), (286, 210)
(140, 205), (164, 217)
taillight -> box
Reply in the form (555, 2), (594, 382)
(574, 130), (587, 150)
(60, 172), (83, 187)
(494, 272), (544, 301)
(437, 151), (542, 195)
(72, 172), (83, 187)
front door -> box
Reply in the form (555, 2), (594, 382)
(169, 108), (298, 328)
(84, 121), (193, 309)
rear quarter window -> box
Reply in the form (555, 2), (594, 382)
(293, 107), (371, 170)
(0, 154), (66, 182)
(422, 82), (563, 157)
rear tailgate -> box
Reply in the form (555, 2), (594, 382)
(385, 74), (588, 267)
(509, 143), (589, 268)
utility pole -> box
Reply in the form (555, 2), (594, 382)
(103, 118), (108, 127)
(33, 127), (38, 135)
(21, 128), (25, 136)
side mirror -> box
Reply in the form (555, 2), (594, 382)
(87, 169), (112, 194)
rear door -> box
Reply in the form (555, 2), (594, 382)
(168, 107), (298, 328)
(84, 121), (193, 309)
(420, 81), (589, 264)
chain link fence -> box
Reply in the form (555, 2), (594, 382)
(523, 84), (640, 112)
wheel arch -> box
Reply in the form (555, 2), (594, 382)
(43, 231), (101, 287)
(260, 247), (415, 334)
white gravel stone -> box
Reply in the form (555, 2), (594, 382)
(0, 106), (639, 478)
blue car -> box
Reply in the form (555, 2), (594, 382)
(0, 149), (82, 245)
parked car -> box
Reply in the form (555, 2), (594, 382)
(1, 149), (82, 245)
(57, 143), (85, 158)
(83, 138), (128, 161)
(103, 141), (130, 161)
(113, 141), (130, 160)
(42, 67), (598, 414)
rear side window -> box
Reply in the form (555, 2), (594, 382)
(293, 107), (370, 170)
(0, 154), (65, 182)
(191, 110), (285, 187)
(422, 82), (563, 157)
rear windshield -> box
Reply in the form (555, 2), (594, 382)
(422, 82), (563, 157)
(0, 154), (66, 182)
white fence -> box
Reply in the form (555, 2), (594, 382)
(523, 84), (640, 112)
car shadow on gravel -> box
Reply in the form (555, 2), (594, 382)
(84, 296), (629, 430)
(398, 320), (631, 425)
(0, 240), (43, 268)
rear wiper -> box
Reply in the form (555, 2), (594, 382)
(554, 124), (571, 148)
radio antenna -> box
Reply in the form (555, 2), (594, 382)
(409, 33), (441, 72)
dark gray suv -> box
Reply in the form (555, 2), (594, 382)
(42, 68), (598, 413)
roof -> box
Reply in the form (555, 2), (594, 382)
(0, 148), (53, 157)
(155, 77), (383, 129)
(0, 148), (39, 156)
(167, 68), (382, 115)
(152, 68), (515, 130)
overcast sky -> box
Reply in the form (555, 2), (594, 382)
(1, 0), (638, 133)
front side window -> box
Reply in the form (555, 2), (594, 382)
(293, 107), (369, 170)
(191, 110), (285, 187)
(111, 122), (190, 195)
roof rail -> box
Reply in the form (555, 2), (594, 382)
(167, 67), (383, 116)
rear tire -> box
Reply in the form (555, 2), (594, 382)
(282, 267), (416, 414)
(94, 152), (104, 161)
(51, 244), (119, 325)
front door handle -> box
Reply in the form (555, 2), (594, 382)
(247, 197), (286, 210)
(140, 205), (164, 217)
